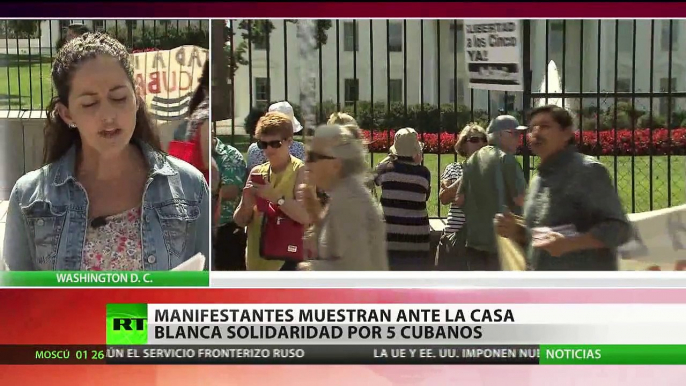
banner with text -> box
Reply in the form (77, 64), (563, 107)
(96, 303), (686, 364)
(106, 303), (686, 346)
(131, 45), (208, 124)
(498, 204), (686, 271)
(463, 20), (524, 92)
(619, 204), (686, 271)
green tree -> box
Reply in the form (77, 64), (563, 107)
(224, 20), (332, 78)
(3, 20), (41, 38)
(212, 19), (232, 121)
(104, 24), (209, 51)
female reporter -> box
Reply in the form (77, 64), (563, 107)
(2, 33), (210, 271)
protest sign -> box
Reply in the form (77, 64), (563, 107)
(131, 45), (209, 124)
(618, 204), (686, 271)
(463, 20), (524, 92)
(498, 204), (686, 271)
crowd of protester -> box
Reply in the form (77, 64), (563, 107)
(212, 100), (632, 272)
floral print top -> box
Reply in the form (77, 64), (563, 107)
(81, 207), (143, 271)
(213, 138), (247, 226)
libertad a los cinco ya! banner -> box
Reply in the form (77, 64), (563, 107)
(131, 45), (208, 124)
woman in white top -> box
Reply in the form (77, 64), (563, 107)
(297, 125), (388, 271)
(434, 123), (488, 270)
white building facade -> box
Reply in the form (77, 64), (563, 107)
(229, 19), (685, 128)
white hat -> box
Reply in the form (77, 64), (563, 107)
(268, 101), (303, 134)
(389, 128), (423, 157)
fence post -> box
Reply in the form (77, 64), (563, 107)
(521, 19), (532, 181)
(211, 19), (232, 122)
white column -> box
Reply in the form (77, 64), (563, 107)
(423, 21), (437, 105)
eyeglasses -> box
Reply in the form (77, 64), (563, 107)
(306, 151), (336, 163)
(467, 136), (488, 144)
(257, 140), (284, 150)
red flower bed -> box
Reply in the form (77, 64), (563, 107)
(360, 128), (686, 156)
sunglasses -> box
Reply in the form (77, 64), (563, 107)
(467, 136), (488, 144)
(306, 151), (336, 163)
(257, 140), (284, 150)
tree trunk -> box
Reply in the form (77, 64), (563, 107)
(211, 20), (232, 122)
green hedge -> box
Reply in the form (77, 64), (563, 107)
(245, 100), (505, 136)
(55, 25), (209, 52)
(105, 25), (209, 51)
(243, 100), (682, 136)
(580, 102), (686, 130)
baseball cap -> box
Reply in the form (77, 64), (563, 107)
(389, 128), (423, 157)
(486, 115), (528, 134)
(268, 101), (303, 134)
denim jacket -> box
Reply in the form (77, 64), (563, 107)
(2, 140), (210, 271)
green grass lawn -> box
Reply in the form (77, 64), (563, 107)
(220, 134), (686, 217)
(0, 54), (54, 110)
(418, 153), (685, 217)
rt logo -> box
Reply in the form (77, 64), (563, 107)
(112, 318), (146, 331)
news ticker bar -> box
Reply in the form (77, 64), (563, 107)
(5, 345), (686, 365)
(0, 272), (208, 287)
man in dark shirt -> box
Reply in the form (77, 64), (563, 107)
(495, 105), (632, 270)
(455, 115), (528, 270)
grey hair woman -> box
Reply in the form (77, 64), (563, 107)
(296, 125), (388, 271)
(327, 112), (358, 127)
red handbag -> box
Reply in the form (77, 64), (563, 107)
(259, 202), (305, 262)
(255, 165), (305, 262)
(168, 124), (209, 183)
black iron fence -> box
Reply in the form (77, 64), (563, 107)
(1, 19), (209, 113)
(225, 19), (684, 216)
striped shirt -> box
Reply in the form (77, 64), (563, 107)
(375, 158), (431, 253)
(441, 162), (466, 233)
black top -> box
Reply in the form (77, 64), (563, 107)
(523, 145), (633, 271)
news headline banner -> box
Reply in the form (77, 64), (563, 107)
(106, 304), (686, 346)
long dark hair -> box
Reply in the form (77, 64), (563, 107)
(43, 32), (162, 165)
(188, 59), (209, 116)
